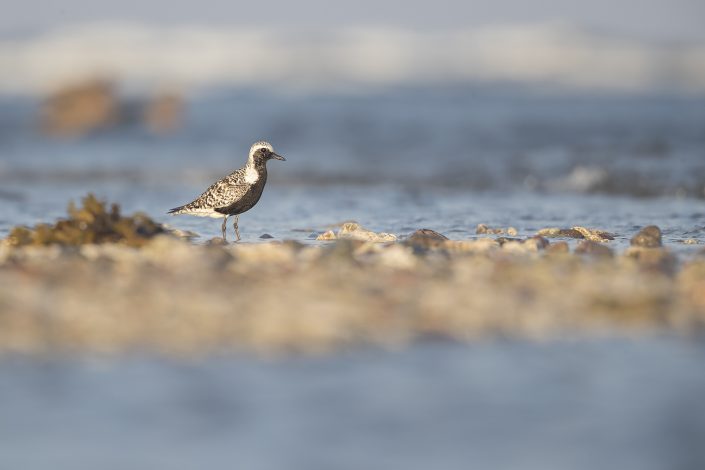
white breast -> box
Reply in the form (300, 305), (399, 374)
(244, 166), (259, 184)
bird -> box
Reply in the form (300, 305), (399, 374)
(168, 141), (286, 241)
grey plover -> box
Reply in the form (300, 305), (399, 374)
(168, 141), (286, 241)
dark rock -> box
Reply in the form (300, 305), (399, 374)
(495, 237), (522, 246)
(625, 247), (677, 275)
(405, 229), (448, 250)
(630, 225), (662, 248)
(259, 233), (274, 239)
(40, 79), (118, 137)
(143, 92), (183, 134)
(524, 235), (550, 249)
(575, 240), (613, 258)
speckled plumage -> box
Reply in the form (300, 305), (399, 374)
(168, 141), (285, 240)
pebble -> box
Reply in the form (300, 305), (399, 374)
(630, 225), (662, 248)
(316, 230), (337, 241)
(545, 241), (570, 254)
(406, 229), (448, 250)
(575, 240), (613, 257)
(476, 224), (517, 236)
(337, 223), (397, 242)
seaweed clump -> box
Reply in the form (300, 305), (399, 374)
(5, 194), (166, 248)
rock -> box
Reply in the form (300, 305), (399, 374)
(4, 194), (167, 248)
(316, 230), (337, 241)
(545, 241), (569, 254)
(337, 223), (397, 243)
(166, 227), (200, 240)
(625, 246), (677, 274)
(231, 243), (297, 266)
(376, 244), (417, 269)
(575, 240), (613, 257)
(537, 226), (613, 242)
(476, 224), (500, 235)
(523, 236), (550, 251)
(495, 237), (522, 246)
(683, 239), (699, 245)
(259, 233), (274, 239)
(40, 79), (118, 137)
(443, 238), (499, 254)
(319, 239), (364, 263)
(143, 91), (183, 134)
(499, 236), (548, 253)
(406, 229), (448, 250)
(630, 226), (662, 248)
(572, 226), (614, 242)
(476, 224), (516, 235)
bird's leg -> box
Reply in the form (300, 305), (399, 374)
(233, 215), (241, 241)
(221, 215), (228, 240)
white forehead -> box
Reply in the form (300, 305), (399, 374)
(249, 141), (274, 156)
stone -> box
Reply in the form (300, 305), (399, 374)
(575, 240), (613, 257)
(443, 238), (499, 254)
(537, 226), (613, 242)
(625, 246), (677, 274)
(630, 226), (662, 248)
(337, 223), (397, 243)
(545, 241), (570, 254)
(143, 91), (183, 134)
(316, 230), (337, 241)
(40, 79), (118, 137)
(495, 237), (522, 246)
(406, 229), (448, 250)
(523, 236), (550, 251)
(259, 233), (274, 239)
(476, 224), (498, 234)
(571, 226), (614, 242)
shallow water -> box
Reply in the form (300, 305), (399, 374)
(1, 181), (704, 254)
(1, 338), (705, 470)
(1, 89), (704, 248)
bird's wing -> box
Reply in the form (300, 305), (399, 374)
(176, 171), (245, 209)
(199, 176), (249, 208)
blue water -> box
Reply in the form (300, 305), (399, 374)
(1, 338), (705, 470)
(1, 90), (704, 245)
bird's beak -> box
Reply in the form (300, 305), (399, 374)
(271, 153), (286, 161)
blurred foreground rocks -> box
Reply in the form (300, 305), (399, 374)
(1, 212), (704, 356)
(40, 79), (183, 137)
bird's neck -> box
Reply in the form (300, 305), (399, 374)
(246, 159), (267, 173)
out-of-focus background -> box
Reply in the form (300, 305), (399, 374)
(2, 1), (705, 469)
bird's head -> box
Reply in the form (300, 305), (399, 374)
(248, 141), (286, 165)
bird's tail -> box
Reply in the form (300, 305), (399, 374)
(167, 205), (187, 215)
